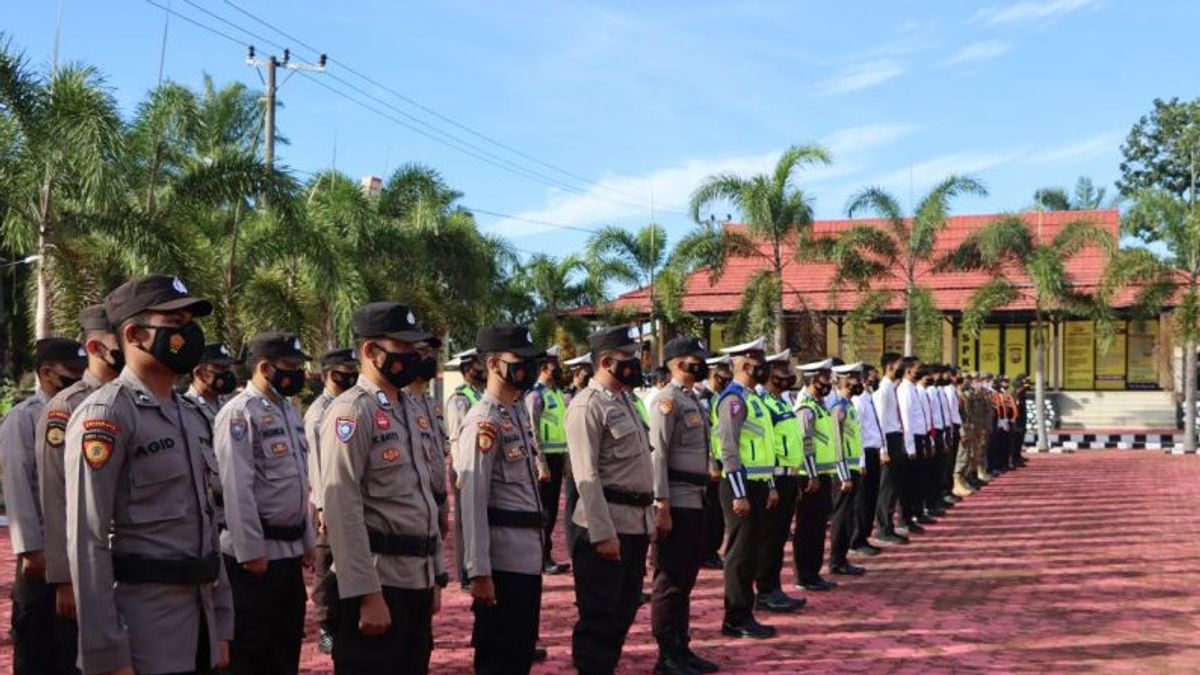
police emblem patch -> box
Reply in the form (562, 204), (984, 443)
(477, 420), (498, 453)
(376, 391), (391, 408)
(416, 416), (430, 431)
(335, 417), (357, 443)
(82, 432), (113, 470)
(729, 398), (743, 416)
(658, 398), (675, 415)
(381, 447), (401, 462)
(230, 418), (248, 441)
(374, 409), (391, 430)
(45, 424), (66, 447)
(271, 442), (288, 456)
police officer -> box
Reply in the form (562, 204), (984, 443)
(446, 347), (485, 588)
(714, 338), (779, 639)
(320, 302), (446, 674)
(850, 364), (885, 556)
(4, 335), (86, 674)
(37, 305), (122, 674)
(564, 352), (593, 398)
(566, 326), (655, 674)
(700, 357), (732, 570)
(457, 325), (546, 675)
(66, 273), (232, 674)
(304, 347), (358, 654)
(828, 362), (866, 577)
(214, 331), (316, 674)
(526, 346), (571, 575)
(560, 351), (591, 553)
(406, 335), (450, 537)
(648, 335), (720, 675)
(755, 350), (805, 613)
(794, 358), (849, 591)
(185, 343), (238, 423)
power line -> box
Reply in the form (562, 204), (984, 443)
(465, 207), (605, 236)
(143, 0), (243, 46)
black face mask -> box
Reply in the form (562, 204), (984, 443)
(329, 370), (357, 394)
(771, 375), (796, 391)
(575, 372), (593, 389)
(416, 356), (438, 382)
(54, 372), (80, 391)
(465, 366), (487, 388)
(850, 383), (865, 396)
(269, 365), (306, 397)
(816, 382), (832, 397)
(682, 361), (709, 381)
(502, 359), (539, 391)
(713, 377), (732, 393)
(611, 357), (643, 388)
(211, 371), (237, 396)
(103, 345), (125, 374)
(373, 345), (422, 389)
(141, 322), (206, 375)
(749, 363), (768, 385)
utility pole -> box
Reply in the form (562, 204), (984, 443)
(246, 46), (327, 172)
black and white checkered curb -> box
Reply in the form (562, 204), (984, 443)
(1022, 431), (1193, 453)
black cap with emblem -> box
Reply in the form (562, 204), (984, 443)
(587, 325), (640, 355)
(319, 348), (357, 368)
(663, 335), (707, 363)
(475, 325), (545, 358)
(247, 331), (310, 362)
(352, 302), (432, 342)
(78, 303), (113, 334)
(103, 274), (213, 326)
(199, 342), (235, 366)
(36, 337), (87, 369)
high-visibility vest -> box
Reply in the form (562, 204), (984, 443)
(796, 397), (838, 476)
(535, 385), (567, 454)
(832, 397), (862, 468)
(633, 396), (649, 426)
(457, 383), (481, 406)
(762, 393), (803, 469)
(715, 383), (775, 481)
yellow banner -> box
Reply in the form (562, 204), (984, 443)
(1127, 320), (1158, 387)
(884, 323), (905, 356)
(1063, 320), (1095, 389)
(979, 325), (1001, 375)
(1096, 321), (1127, 390)
(1004, 325), (1028, 377)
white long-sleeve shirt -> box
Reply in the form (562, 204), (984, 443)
(923, 384), (944, 430)
(943, 385), (962, 425)
(853, 391), (884, 450)
(897, 379), (926, 456)
(873, 376), (903, 435)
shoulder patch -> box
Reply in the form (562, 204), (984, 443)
(82, 432), (114, 470)
(230, 417), (248, 441)
(45, 416), (67, 447)
(335, 416), (358, 443)
(83, 419), (120, 436)
(658, 397), (675, 415)
(729, 397), (743, 417)
(477, 419), (498, 453)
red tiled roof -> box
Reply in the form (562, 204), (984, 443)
(592, 209), (1163, 316)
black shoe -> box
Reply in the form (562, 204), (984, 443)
(799, 578), (836, 591)
(533, 646), (548, 662)
(876, 533), (908, 545)
(851, 544), (882, 556)
(655, 654), (700, 675)
(916, 514), (938, 524)
(720, 619), (777, 639)
(318, 628), (334, 655)
(943, 494), (961, 504)
(830, 563), (867, 576)
(683, 648), (720, 674)
(757, 588), (802, 612)
(700, 555), (724, 570)
(543, 560), (571, 575)
(906, 521), (927, 534)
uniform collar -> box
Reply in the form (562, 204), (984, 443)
(244, 380), (275, 406)
(355, 372), (399, 408)
(81, 370), (105, 390)
(588, 378), (622, 400)
(119, 368), (177, 408)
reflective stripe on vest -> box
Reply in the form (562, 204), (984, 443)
(633, 397), (649, 426)
(762, 394), (803, 468)
(832, 398), (863, 465)
(718, 386), (775, 481)
(457, 384), (481, 406)
(537, 387), (567, 453)
(797, 398), (838, 475)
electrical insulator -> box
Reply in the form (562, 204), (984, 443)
(319, 53), (328, 68)
(247, 45), (255, 60)
(282, 48), (290, 64)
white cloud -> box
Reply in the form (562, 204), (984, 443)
(973, 0), (1099, 26)
(817, 59), (906, 95)
(941, 40), (1012, 66)
(1023, 130), (1122, 164)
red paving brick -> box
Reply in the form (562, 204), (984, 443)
(5, 452), (1200, 672)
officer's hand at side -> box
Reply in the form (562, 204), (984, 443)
(316, 509), (327, 536)
(537, 465), (550, 483)
(433, 586), (443, 614)
(732, 497), (751, 518)
(806, 477), (820, 494)
(842, 479), (854, 493)
(216, 640), (230, 668)
(708, 466), (721, 481)
(471, 576), (497, 605)
(55, 583), (76, 619)
(20, 551), (46, 578)
(766, 489), (779, 510)
(654, 502), (672, 539)
(101, 667), (135, 675)
(302, 548), (316, 571)
(242, 557), (269, 578)
(595, 538), (621, 562)
(359, 592), (392, 636)
(880, 452), (890, 465)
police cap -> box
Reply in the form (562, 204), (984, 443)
(352, 302), (431, 342)
(664, 335), (707, 363)
(475, 325), (545, 358)
(36, 337), (87, 369)
(247, 331), (310, 362)
(79, 304), (113, 333)
(104, 274), (213, 326)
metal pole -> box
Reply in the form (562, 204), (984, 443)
(264, 55), (277, 171)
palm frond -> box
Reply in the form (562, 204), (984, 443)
(960, 279), (1019, 341)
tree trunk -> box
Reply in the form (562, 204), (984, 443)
(903, 283), (915, 357)
(772, 275), (786, 353)
(34, 182), (52, 339)
(1034, 316), (1049, 452)
(1186, 336), (1197, 453)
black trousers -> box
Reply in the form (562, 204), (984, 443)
(876, 433), (907, 535)
(794, 475), (833, 584)
(539, 452), (567, 563)
(571, 530), (649, 674)
(312, 525), (335, 630)
(703, 479), (724, 560)
(754, 475), (799, 595)
(1011, 426), (1026, 465)
(829, 472), (859, 567)
(330, 579), (434, 675)
(651, 507), (705, 652)
(719, 479), (768, 624)
(852, 447), (881, 547)
(925, 431), (946, 508)
(988, 428), (1010, 473)
(906, 435), (929, 519)
(472, 571), (542, 675)
(11, 560), (79, 675)
(224, 555), (306, 675)
(453, 468), (468, 585)
(564, 476), (581, 554)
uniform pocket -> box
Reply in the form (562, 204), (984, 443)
(262, 452), (301, 480)
(128, 455), (190, 524)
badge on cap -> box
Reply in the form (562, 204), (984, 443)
(526, 330), (533, 343)
(220, 345), (229, 356)
(172, 277), (187, 294)
(77, 347), (86, 358)
(335, 417), (357, 443)
(293, 338), (302, 351)
(407, 311), (416, 324)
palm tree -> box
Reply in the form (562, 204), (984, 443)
(1032, 176), (1119, 212)
(935, 215), (1115, 452)
(826, 175), (987, 355)
(587, 223), (667, 355)
(517, 253), (605, 348)
(689, 144), (831, 351)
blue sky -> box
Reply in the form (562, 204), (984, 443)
(3, 0), (1195, 258)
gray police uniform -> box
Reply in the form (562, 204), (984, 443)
(446, 383), (481, 586)
(2, 388), (49, 560)
(304, 387), (338, 631)
(457, 390), (545, 673)
(65, 368), (233, 674)
(320, 374), (446, 674)
(184, 386), (224, 426)
(407, 390), (449, 524)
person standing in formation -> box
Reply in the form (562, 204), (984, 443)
(897, 357), (931, 534)
(827, 362), (866, 577)
(526, 346), (572, 575)
(446, 348), (486, 589)
(793, 359), (846, 592)
(850, 363), (884, 556)
(185, 343), (239, 423)
(873, 353), (910, 545)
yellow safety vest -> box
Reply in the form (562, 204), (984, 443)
(717, 384), (775, 482)
(832, 397), (862, 468)
(633, 396), (649, 426)
(762, 393), (803, 469)
(457, 383), (481, 406)
(536, 385), (567, 454)
(796, 396), (838, 476)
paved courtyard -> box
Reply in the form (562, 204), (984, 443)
(4, 451), (1200, 673)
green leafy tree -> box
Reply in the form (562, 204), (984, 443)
(587, 223), (667, 354)
(689, 144), (831, 350)
(516, 253), (606, 350)
(1032, 176), (1118, 212)
(936, 216), (1115, 452)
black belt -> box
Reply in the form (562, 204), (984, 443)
(433, 491), (447, 507)
(367, 531), (437, 557)
(113, 553), (220, 585)
(487, 508), (545, 528)
(261, 520), (307, 542)
(602, 488), (654, 507)
(667, 469), (708, 486)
